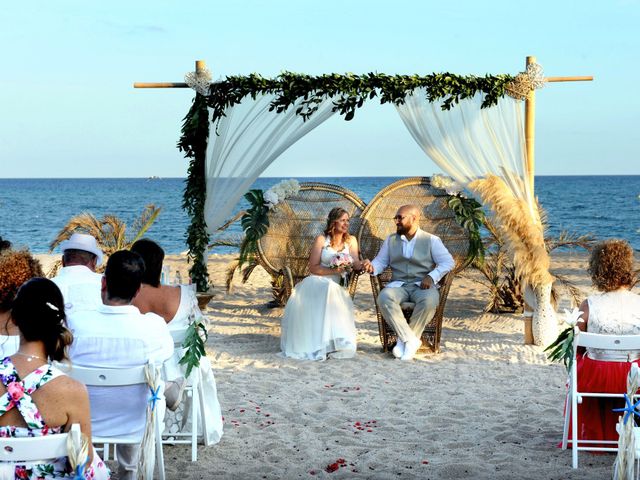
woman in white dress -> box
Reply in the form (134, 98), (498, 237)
(569, 239), (640, 444)
(131, 239), (223, 446)
(281, 207), (364, 360)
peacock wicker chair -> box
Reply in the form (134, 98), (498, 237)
(357, 177), (471, 353)
(256, 182), (367, 304)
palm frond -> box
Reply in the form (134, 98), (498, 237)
(225, 259), (240, 292)
(101, 215), (128, 252)
(48, 212), (103, 252)
(552, 273), (584, 307)
(130, 205), (162, 244)
(240, 261), (259, 284)
(546, 231), (596, 253)
(215, 210), (246, 233)
(208, 233), (244, 249)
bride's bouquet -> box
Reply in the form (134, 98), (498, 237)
(329, 252), (353, 287)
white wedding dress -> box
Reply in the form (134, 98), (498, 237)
(280, 238), (357, 361)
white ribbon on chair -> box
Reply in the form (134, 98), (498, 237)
(137, 364), (163, 480)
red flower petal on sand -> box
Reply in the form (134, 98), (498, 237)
(355, 422), (361, 426)
(422, 460), (429, 465)
(367, 429), (373, 432)
(239, 409), (245, 413)
(326, 463), (340, 473)
(309, 470), (316, 475)
(337, 458), (346, 464)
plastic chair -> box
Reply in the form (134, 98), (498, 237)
(0, 423), (81, 462)
(63, 363), (166, 480)
(162, 327), (205, 462)
(561, 327), (640, 468)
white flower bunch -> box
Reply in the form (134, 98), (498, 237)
(264, 179), (300, 209)
(562, 307), (584, 327)
(431, 174), (463, 196)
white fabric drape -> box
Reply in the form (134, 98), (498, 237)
(204, 93), (336, 233)
(395, 90), (535, 217)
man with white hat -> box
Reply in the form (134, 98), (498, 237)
(52, 232), (104, 315)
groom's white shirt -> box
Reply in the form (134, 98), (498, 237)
(370, 230), (454, 288)
(52, 265), (103, 315)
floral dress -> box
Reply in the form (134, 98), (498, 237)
(0, 356), (110, 479)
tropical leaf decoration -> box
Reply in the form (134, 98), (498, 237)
(239, 189), (269, 267)
(447, 195), (486, 265)
(179, 319), (208, 378)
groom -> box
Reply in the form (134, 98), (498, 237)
(362, 205), (454, 361)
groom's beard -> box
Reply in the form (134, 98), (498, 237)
(396, 225), (408, 235)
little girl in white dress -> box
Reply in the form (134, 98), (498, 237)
(280, 208), (363, 361)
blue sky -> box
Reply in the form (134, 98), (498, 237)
(1, 0), (638, 178)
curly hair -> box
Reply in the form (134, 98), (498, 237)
(323, 207), (351, 247)
(0, 250), (44, 312)
(588, 239), (636, 292)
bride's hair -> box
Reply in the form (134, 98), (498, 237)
(323, 207), (351, 247)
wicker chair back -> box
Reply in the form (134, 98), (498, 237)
(256, 182), (366, 301)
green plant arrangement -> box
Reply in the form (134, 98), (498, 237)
(177, 94), (211, 292)
(206, 71), (516, 127)
(179, 317), (208, 378)
(430, 175), (486, 266)
(544, 307), (584, 371)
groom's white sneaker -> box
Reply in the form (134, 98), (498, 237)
(401, 338), (422, 361)
(392, 340), (405, 358)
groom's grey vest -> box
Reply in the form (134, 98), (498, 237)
(389, 229), (435, 284)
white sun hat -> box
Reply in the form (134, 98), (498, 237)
(59, 233), (104, 266)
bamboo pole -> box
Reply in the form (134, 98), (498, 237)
(546, 76), (594, 82)
(133, 60), (207, 89)
(524, 56), (536, 195)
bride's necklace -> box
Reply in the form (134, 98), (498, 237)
(14, 351), (47, 363)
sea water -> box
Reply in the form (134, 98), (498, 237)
(0, 176), (638, 254)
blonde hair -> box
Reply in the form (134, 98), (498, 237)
(323, 207), (351, 248)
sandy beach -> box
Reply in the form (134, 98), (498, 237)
(35, 252), (620, 479)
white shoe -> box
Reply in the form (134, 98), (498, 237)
(392, 340), (405, 359)
(401, 338), (422, 361)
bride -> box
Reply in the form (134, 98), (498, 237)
(281, 207), (364, 361)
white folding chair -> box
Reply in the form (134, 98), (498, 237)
(561, 327), (640, 468)
(63, 363), (166, 480)
(0, 423), (81, 464)
(163, 327), (207, 462)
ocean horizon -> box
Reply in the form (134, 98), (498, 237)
(1, 175), (638, 254)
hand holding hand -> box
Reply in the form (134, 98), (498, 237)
(361, 259), (374, 274)
(420, 275), (434, 290)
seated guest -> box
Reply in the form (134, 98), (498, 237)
(570, 239), (640, 444)
(68, 250), (173, 480)
(130, 239), (223, 445)
(52, 233), (104, 316)
(0, 249), (44, 356)
(1, 278), (109, 478)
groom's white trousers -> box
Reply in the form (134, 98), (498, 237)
(377, 283), (439, 343)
